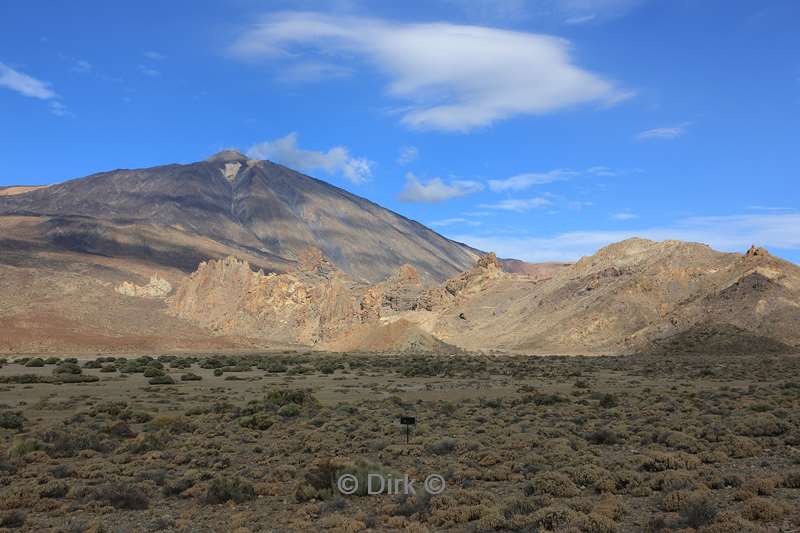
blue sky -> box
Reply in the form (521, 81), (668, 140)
(2, 0), (799, 263)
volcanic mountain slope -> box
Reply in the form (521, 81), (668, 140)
(404, 239), (800, 354)
(0, 150), (479, 353)
(0, 150), (478, 282)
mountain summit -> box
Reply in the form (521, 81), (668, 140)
(0, 152), (478, 282)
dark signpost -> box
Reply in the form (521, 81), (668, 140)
(400, 416), (416, 444)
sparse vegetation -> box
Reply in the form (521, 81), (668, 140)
(0, 352), (798, 530)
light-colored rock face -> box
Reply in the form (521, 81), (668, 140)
(168, 255), (362, 346)
(168, 254), (441, 351)
(221, 162), (242, 182)
(115, 275), (172, 298)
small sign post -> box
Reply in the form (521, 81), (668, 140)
(400, 416), (416, 444)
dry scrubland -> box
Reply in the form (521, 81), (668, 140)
(0, 352), (799, 532)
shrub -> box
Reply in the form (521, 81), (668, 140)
(94, 482), (149, 510)
(428, 437), (457, 455)
(525, 472), (580, 498)
(146, 416), (196, 434)
(278, 403), (301, 417)
(586, 429), (620, 445)
(740, 497), (784, 522)
(8, 439), (43, 457)
(53, 362), (82, 375)
(521, 393), (565, 406)
(599, 394), (618, 408)
(123, 431), (170, 454)
(0, 412), (25, 431)
(0, 511), (25, 529)
(163, 477), (196, 497)
(204, 476), (256, 504)
(530, 506), (578, 530)
(213, 368), (223, 377)
(24, 358), (44, 367)
(239, 414), (274, 431)
(642, 452), (701, 472)
(678, 493), (718, 528)
(782, 471), (800, 489)
(261, 361), (288, 373)
(39, 481), (69, 499)
(39, 429), (106, 458)
(143, 367), (165, 378)
(180, 373), (202, 381)
(148, 375), (175, 385)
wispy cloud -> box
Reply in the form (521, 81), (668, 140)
(400, 172), (484, 203)
(611, 211), (638, 220)
(47, 100), (74, 117)
(480, 197), (551, 212)
(71, 60), (92, 73)
(564, 14), (597, 24)
(636, 124), (687, 141)
(488, 165), (628, 193)
(247, 132), (373, 184)
(230, 12), (632, 131)
(138, 64), (160, 76)
(397, 146), (419, 166)
(568, 200), (594, 210)
(0, 62), (71, 116)
(429, 217), (482, 227)
(449, 213), (800, 262)
(144, 51), (166, 61)
(489, 170), (575, 192)
(278, 61), (352, 82)
(444, 0), (646, 23)
(747, 206), (796, 212)
(0, 62), (57, 99)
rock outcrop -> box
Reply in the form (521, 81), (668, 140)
(115, 275), (172, 298)
(169, 255), (363, 346)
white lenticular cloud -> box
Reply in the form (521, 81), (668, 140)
(400, 172), (484, 203)
(230, 12), (631, 131)
(247, 132), (373, 184)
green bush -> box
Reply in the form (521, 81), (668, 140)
(204, 476), (256, 504)
(278, 403), (301, 417)
(53, 363), (82, 375)
(0, 412), (25, 431)
(94, 482), (149, 510)
(143, 367), (165, 378)
(239, 414), (274, 431)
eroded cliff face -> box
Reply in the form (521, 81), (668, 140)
(168, 252), (363, 345)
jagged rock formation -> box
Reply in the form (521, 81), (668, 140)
(167, 251), (442, 351)
(168, 253), (363, 346)
(414, 252), (504, 311)
(116, 275), (172, 298)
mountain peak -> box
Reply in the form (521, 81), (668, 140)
(205, 149), (250, 163)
